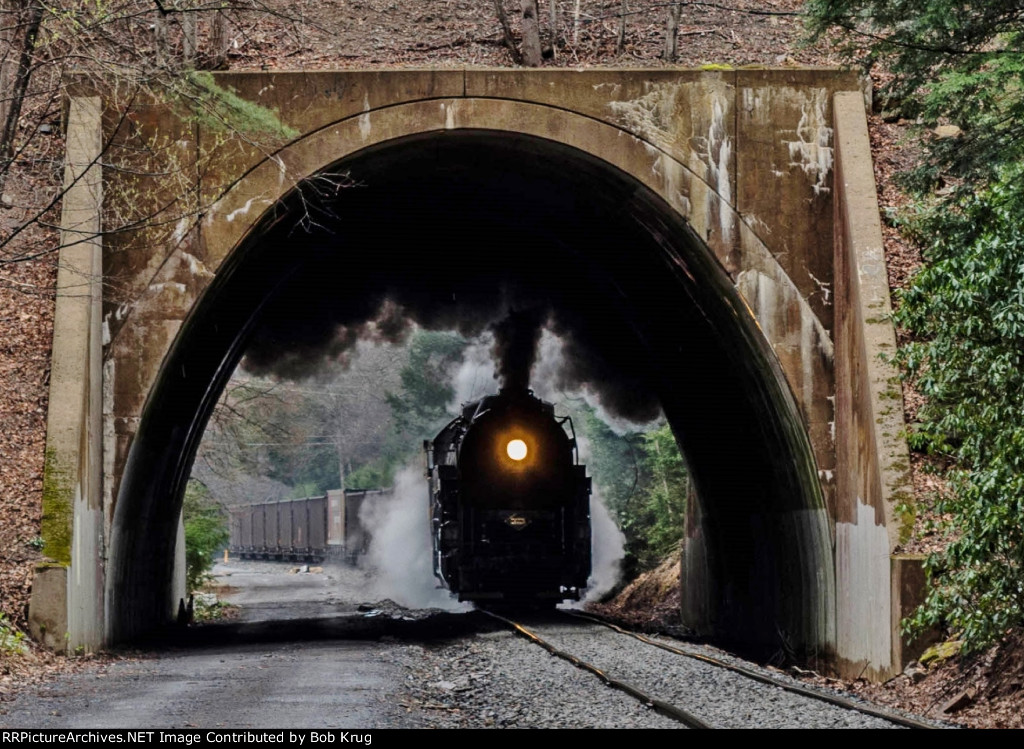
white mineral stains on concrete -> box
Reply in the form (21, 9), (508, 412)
(170, 217), (190, 246)
(737, 267), (834, 359)
(836, 498), (892, 671)
(736, 267), (834, 424)
(827, 394), (836, 442)
(744, 212), (773, 236)
(740, 86), (772, 127)
(225, 197), (256, 223)
(644, 142), (693, 217)
(614, 79), (737, 247)
(273, 155), (287, 186)
(807, 269), (832, 305)
(101, 355), (116, 525)
(180, 250), (214, 279)
(143, 282), (189, 309)
(800, 300), (817, 412)
(708, 93), (734, 246)
(609, 80), (682, 151)
(357, 92), (373, 141)
(148, 281), (187, 295)
(784, 88), (834, 197)
(358, 111), (372, 141)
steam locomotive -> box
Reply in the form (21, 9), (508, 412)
(426, 388), (592, 605)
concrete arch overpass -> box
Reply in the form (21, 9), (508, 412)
(31, 68), (919, 680)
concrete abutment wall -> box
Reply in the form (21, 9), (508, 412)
(33, 69), (916, 679)
(832, 91), (924, 679)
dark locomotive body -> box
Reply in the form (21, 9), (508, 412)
(427, 388), (592, 604)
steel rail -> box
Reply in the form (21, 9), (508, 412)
(480, 608), (714, 729)
(563, 610), (944, 730)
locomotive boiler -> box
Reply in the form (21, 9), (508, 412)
(426, 387), (592, 604)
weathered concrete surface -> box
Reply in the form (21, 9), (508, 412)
(35, 69), (913, 680)
(26, 564), (67, 652)
(832, 90), (914, 680)
(31, 97), (105, 654)
(188, 69), (846, 521)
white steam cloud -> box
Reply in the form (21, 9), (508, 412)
(358, 466), (623, 609)
(448, 329), (659, 435)
(358, 465), (470, 611)
(582, 490), (626, 603)
(356, 330), (641, 611)
(448, 335), (497, 412)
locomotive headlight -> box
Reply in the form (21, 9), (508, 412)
(506, 439), (528, 461)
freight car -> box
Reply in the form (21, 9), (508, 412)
(426, 387), (592, 604)
(228, 488), (388, 563)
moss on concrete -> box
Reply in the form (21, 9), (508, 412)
(40, 447), (73, 566)
(919, 639), (962, 667)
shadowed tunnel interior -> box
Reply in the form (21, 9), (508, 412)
(108, 131), (833, 659)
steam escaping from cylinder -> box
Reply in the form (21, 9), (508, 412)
(583, 489), (626, 603)
(358, 465), (470, 611)
(358, 465), (624, 609)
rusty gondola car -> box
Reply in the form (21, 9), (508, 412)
(228, 489), (387, 563)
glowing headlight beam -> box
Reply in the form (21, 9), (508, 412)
(506, 439), (528, 461)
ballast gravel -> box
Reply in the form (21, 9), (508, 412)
(386, 631), (682, 728)
(386, 617), (940, 729)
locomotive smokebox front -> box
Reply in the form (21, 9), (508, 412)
(427, 388), (592, 605)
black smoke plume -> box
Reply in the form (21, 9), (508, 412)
(491, 307), (546, 393)
(238, 133), (670, 424)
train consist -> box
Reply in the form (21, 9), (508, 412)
(228, 488), (387, 563)
(426, 387), (592, 605)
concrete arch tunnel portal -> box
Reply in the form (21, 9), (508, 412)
(39, 71), (914, 679)
(108, 129), (833, 661)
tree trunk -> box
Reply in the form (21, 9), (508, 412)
(664, 2), (683, 62)
(208, 11), (230, 70)
(0, 1), (19, 157)
(573, 0), (580, 46)
(181, 10), (198, 66)
(548, 0), (557, 57)
(0, 0), (42, 197)
(492, 0), (521, 65)
(520, 0), (542, 67)
(616, 0), (627, 55)
(154, 10), (169, 67)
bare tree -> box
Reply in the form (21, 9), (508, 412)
(664, 1), (683, 62)
(492, 0), (521, 64)
(492, 0), (544, 67)
(573, 0), (581, 47)
(547, 0), (558, 57)
(616, 0), (628, 56)
(209, 10), (230, 69)
(195, 341), (408, 502)
(0, 1), (313, 272)
(520, 0), (543, 67)
(0, 0), (42, 197)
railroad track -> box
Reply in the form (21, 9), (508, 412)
(480, 608), (944, 729)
